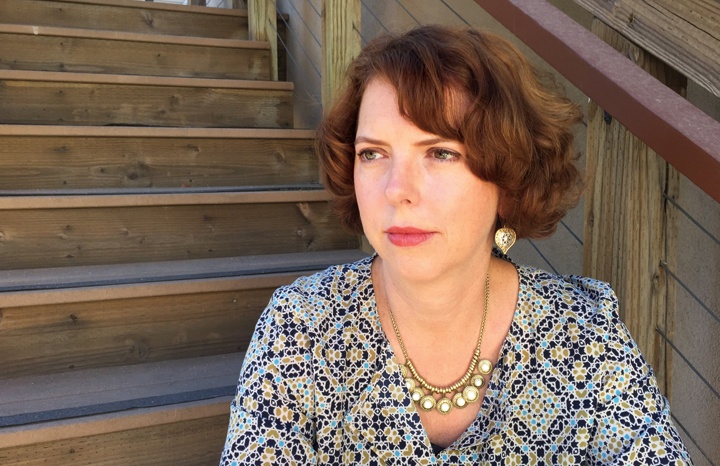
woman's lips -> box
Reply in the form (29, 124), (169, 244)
(386, 227), (434, 247)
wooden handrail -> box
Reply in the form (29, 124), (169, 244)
(474, 0), (720, 204)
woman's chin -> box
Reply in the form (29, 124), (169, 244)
(375, 248), (446, 282)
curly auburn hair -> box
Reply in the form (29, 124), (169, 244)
(316, 25), (583, 239)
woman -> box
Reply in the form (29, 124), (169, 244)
(220, 26), (692, 464)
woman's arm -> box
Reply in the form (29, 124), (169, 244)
(220, 286), (317, 465)
(589, 303), (692, 465)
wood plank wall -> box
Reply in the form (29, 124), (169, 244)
(583, 19), (686, 394)
(248, 0), (278, 80)
(573, 0), (720, 97)
(321, 0), (361, 107)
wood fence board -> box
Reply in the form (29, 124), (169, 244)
(573, 0), (720, 96)
(0, 201), (358, 269)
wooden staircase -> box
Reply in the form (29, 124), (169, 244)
(0, 1), (362, 464)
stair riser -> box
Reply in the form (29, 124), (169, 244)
(0, 288), (271, 378)
(0, 33), (270, 80)
(0, 202), (358, 269)
(0, 0), (248, 39)
(0, 81), (293, 127)
(0, 137), (317, 189)
(0, 411), (228, 466)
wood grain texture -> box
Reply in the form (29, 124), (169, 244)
(0, 250), (368, 306)
(0, 30), (270, 80)
(2, 0), (245, 15)
(0, 136), (317, 189)
(0, 410), (228, 465)
(0, 79), (292, 127)
(582, 19), (684, 390)
(0, 0), (248, 39)
(0, 353), (242, 418)
(0, 201), (358, 269)
(573, 0), (720, 97)
(248, 0), (278, 80)
(0, 287), (271, 378)
(0, 190), (330, 209)
(0, 397), (229, 448)
(0, 126), (313, 138)
(321, 0), (361, 106)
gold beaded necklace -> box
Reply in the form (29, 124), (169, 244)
(387, 274), (494, 415)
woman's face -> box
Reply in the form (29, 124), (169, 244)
(354, 79), (501, 281)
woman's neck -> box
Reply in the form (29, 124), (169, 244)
(373, 254), (494, 332)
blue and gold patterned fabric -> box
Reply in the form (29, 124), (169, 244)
(220, 256), (692, 465)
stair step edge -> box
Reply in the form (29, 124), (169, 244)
(0, 188), (329, 210)
(0, 69), (294, 90)
(28, 0), (249, 17)
(0, 352), (243, 429)
(0, 249), (368, 303)
(0, 23), (267, 49)
(0, 184), (323, 196)
(0, 396), (230, 449)
(0, 125), (316, 138)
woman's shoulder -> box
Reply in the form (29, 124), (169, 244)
(517, 263), (618, 319)
(263, 254), (375, 326)
(513, 263), (645, 368)
(512, 262), (626, 349)
(277, 254), (373, 299)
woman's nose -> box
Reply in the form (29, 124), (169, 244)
(385, 158), (419, 206)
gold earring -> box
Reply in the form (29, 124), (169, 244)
(494, 226), (516, 254)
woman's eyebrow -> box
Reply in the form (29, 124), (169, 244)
(354, 136), (386, 146)
(414, 137), (452, 146)
(354, 136), (453, 146)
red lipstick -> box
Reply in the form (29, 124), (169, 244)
(386, 227), (434, 247)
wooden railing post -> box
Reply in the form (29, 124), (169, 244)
(248, 0), (278, 81)
(321, 0), (361, 108)
(583, 19), (685, 396)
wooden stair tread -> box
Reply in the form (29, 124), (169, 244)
(0, 125), (315, 138)
(0, 23), (266, 49)
(0, 397), (230, 460)
(0, 193), (356, 270)
(0, 69), (292, 90)
(0, 187), (328, 210)
(0, 353), (242, 428)
(0, 184), (322, 195)
(0, 129), (319, 190)
(20, 0), (250, 17)
(0, 250), (368, 295)
(1, 270), (311, 310)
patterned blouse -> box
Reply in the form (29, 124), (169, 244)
(220, 255), (692, 465)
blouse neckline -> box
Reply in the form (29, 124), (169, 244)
(358, 254), (530, 454)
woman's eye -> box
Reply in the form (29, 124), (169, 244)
(357, 149), (383, 161)
(432, 149), (460, 161)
